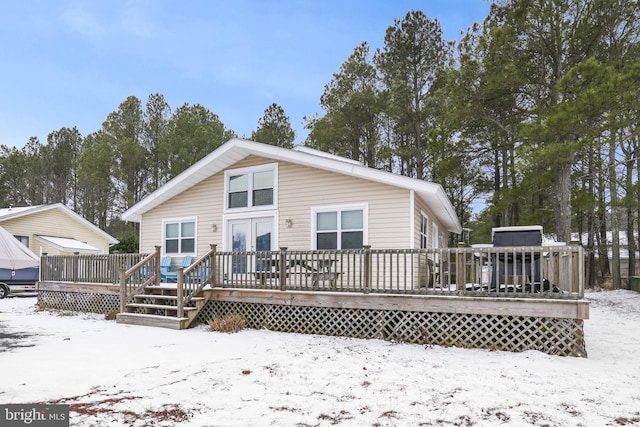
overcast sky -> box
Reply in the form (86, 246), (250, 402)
(0, 1), (490, 149)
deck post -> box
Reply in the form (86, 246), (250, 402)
(279, 247), (288, 291)
(570, 240), (582, 295)
(119, 267), (127, 313)
(73, 252), (79, 283)
(210, 244), (217, 286)
(363, 245), (371, 293)
(177, 268), (184, 318)
(456, 243), (466, 291)
(154, 246), (161, 285)
(40, 254), (47, 281)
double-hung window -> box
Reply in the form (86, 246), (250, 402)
(420, 214), (428, 249)
(314, 205), (366, 250)
(164, 219), (196, 255)
(226, 165), (276, 210)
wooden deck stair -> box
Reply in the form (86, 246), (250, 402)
(116, 284), (208, 330)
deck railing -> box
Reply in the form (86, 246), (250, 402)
(116, 245), (217, 317)
(118, 251), (161, 312)
(40, 253), (149, 284)
(40, 243), (585, 302)
(212, 244), (584, 299)
(176, 245), (217, 317)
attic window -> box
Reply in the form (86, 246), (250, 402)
(225, 165), (277, 210)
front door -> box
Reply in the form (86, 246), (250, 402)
(228, 217), (274, 273)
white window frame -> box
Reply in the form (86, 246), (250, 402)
(420, 213), (428, 249)
(311, 203), (368, 250)
(432, 223), (439, 249)
(223, 163), (278, 213)
(222, 210), (279, 252)
(162, 217), (197, 256)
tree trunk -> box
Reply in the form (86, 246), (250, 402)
(587, 214), (597, 288)
(586, 156), (597, 288)
(635, 138), (640, 279)
(626, 145), (636, 281)
(609, 137), (621, 289)
(552, 160), (573, 243)
(597, 177), (611, 281)
(493, 147), (502, 227)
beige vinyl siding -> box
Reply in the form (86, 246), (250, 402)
(278, 161), (411, 250)
(140, 156), (271, 255)
(139, 155), (442, 255)
(414, 196), (447, 249)
(0, 209), (112, 255)
(141, 172), (225, 256)
(32, 239), (59, 256)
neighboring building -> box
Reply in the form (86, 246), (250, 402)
(572, 231), (640, 278)
(0, 204), (118, 255)
(122, 138), (461, 257)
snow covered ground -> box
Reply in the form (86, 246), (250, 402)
(0, 289), (639, 426)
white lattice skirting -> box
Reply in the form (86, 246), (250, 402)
(37, 289), (587, 357)
(195, 300), (586, 357)
(38, 290), (120, 314)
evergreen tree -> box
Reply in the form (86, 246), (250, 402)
(162, 103), (235, 180)
(44, 127), (82, 206)
(305, 42), (383, 167)
(22, 137), (46, 205)
(0, 144), (28, 206)
(77, 131), (115, 230)
(251, 103), (296, 148)
(374, 10), (449, 179)
(102, 96), (147, 213)
(143, 93), (171, 192)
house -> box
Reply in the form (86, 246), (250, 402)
(122, 138), (462, 258)
(36, 141), (589, 356)
(572, 231), (640, 278)
(0, 203), (118, 255)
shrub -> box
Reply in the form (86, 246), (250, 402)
(207, 315), (246, 333)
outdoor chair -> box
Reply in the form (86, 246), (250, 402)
(160, 255), (193, 283)
(159, 256), (173, 282)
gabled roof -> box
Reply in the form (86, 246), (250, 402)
(34, 235), (101, 254)
(122, 138), (462, 233)
(0, 203), (119, 244)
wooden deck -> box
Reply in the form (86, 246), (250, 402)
(36, 281), (589, 356)
(207, 287), (588, 318)
(36, 244), (589, 356)
(36, 281), (589, 322)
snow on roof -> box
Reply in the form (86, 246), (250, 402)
(492, 225), (543, 234)
(35, 235), (101, 254)
(0, 205), (41, 218)
(0, 204), (118, 245)
(291, 145), (363, 166)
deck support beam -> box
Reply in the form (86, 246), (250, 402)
(206, 288), (589, 319)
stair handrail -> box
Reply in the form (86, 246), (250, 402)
(119, 246), (161, 313)
(176, 244), (217, 317)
